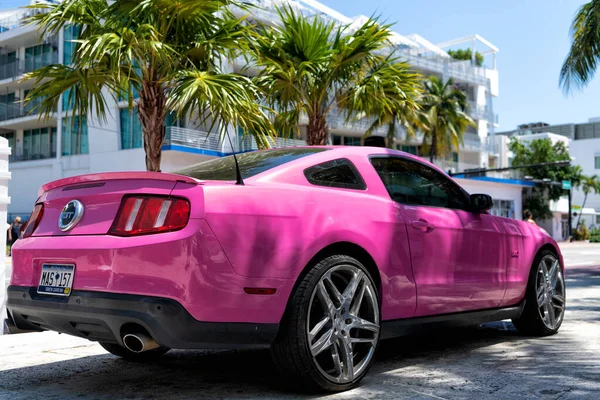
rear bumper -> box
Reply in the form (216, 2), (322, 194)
(6, 286), (279, 350)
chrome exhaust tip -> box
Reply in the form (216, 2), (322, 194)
(122, 333), (159, 353)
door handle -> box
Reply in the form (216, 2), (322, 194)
(411, 219), (434, 232)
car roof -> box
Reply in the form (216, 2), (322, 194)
(245, 145), (448, 182)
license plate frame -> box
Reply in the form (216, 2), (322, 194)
(37, 264), (75, 297)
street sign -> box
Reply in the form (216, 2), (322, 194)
(562, 180), (571, 190)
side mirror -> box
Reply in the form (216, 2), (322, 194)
(470, 194), (493, 213)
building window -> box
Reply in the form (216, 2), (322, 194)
(21, 127), (57, 161)
(62, 116), (88, 156)
(63, 25), (80, 65)
(121, 108), (184, 150)
(24, 43), (58, 73)
(491, 199), (515, 219)
(595, 156), (600, 169)
(0, 51), (17, 80)
(119, 108), (143, 149)
(400, 145), (418, 155)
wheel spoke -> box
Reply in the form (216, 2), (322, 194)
(549, 260), (560, 286)
(350, 280), (366, 315)
(310, 328), (334, 356)
(353, 317), (380, 334)
(552, 294), (565, 307)
(537, 291), (546, 307)
(547, 301), (557, 328)
(323, 275), (343, 307)
(330, 341), (343, 377)
(350, 337), (377, 344)
(309, 316), (330, 341)
(339, 336), (354, 382)
(316, 281), (336, 317)
(342, 271), (364, 306)
(540, 260), (549, 279)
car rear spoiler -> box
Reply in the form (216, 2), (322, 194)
(39, 172), (198, 197)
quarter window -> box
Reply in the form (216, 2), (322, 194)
(370, 156), (469, 210)
(304, 158), (366, 190)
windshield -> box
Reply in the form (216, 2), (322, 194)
(175, 148), (329, 181)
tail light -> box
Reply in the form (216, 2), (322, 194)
(109, 195), (190, 236)
(22, 203), (44, 238)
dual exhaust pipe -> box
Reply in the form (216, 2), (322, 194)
(122, 332), (159, 353)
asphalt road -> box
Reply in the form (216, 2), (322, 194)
(1, 243), (599, 400)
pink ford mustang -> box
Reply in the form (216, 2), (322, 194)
(7, 147), (565, 392)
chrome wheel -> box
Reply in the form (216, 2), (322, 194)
(535, 254), (566, 330)
(306, 265), (380, 384)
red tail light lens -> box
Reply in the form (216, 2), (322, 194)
(22, 203), (44, 238)
(109, 195), (190, 236)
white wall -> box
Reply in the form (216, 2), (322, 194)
(0, 137), (10, 335)
(454, 178), (523, 221)
(570, 138), (600, 213)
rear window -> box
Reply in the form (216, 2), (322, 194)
(175, 148), (329, 180)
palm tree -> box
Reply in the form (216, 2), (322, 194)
(23, 0), (274, 172)
(576, 174), (600, 227)
(560, 0), (600, 91)
(252, 6), (422, 145)
(419, 76), (475, 163)
(364, 102), (425, 149)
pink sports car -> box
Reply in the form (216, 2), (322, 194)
(7, 147), (565, 392)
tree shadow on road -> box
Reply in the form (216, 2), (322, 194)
(4, 320), (594, 400)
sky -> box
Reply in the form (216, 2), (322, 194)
(2, 0), (598, 132)
(322, 0), (598, 131)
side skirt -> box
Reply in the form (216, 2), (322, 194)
(381, 302), (525, 340)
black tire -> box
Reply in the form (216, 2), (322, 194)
(99, 341), (170, 362)
(271, 254), (380, 393)
(512, 249), (566, 336)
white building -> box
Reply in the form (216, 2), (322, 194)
(499, 121), (600, 239)
(0, 0), (517, 222)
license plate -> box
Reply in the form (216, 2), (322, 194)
(38, 264), (75, 296)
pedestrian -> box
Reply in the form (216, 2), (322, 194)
(7, 216), (22, 256)
(524, 209), (536, 225)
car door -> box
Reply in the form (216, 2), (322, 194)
(370, 156), (508, 316)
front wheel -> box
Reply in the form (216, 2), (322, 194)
(512, 250), (566, 336)
(99, 341), (170, 362)
(271, 254), (381, 392)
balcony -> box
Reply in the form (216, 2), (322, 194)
(0, 8), (49, 34)
(164, 126), (306, 155)
(0, 52), (59, 82)
(0, 98), (46, 123)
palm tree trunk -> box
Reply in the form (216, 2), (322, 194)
(306, 111), (328, 146)
(429, 128), (437, 163)
(138, 79), (166, 172)
(576, 193), (588, 228)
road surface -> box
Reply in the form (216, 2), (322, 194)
(1, 243), (599, 399)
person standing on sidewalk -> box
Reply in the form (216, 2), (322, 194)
(7, 217), (22, 256)
(524, 210), (536, 225)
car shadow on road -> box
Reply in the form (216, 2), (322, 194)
(0, 322), (555, 400)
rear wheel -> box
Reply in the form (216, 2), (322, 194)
(99, 342), (170, 362)
(271, 254), (380, 392)
(512, 250), (566, 336)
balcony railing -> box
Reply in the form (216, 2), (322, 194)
(10, 149), (56, 163)
(164, 126), (307, 154)
(0, 7), (50, 33)
(0, 52), (59, 81)
(0, 98), (46, 122)
(164, 126), (223, 152)
(240, 135), (306, 152)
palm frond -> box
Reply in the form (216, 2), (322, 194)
(560, 0), (600, 92)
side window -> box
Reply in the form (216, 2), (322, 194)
(304, 158), (366, 190)
(370, 157), (469, 210)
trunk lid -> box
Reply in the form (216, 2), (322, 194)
(32, 172), (198, 236)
